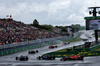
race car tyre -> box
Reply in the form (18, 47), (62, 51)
(36, 50), (38, 53)
(28, 51), (30, 54)
(26, 56), (28, 60)
(55, 46), (57, 48)
(16, 57), (18, 60)
(80, 55), (84, 60)
(37, 56), (41, 60)
(52, 55), (55, 60)
(60, 59), (62, 61)
(67, 57), (71, 60)
(53, 57), (55, 60)
(79, 57), (83, 60)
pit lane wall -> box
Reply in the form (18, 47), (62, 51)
(0, 32), (78, 56)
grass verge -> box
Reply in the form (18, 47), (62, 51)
(43, 34), (100, 57)
(43, 44), (100, 57)
(68, 35), (82, 42)
(62, 35), (82, 43)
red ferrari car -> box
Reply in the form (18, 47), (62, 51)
(49, 45), (57, 49)
(60, 55), (84, 61)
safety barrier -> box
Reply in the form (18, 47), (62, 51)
(0, 32), (78, 56)
(0, 40), (59, 56)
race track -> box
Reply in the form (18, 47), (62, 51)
(0, 30), (99, 66)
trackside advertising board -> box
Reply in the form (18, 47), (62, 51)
(84, 16), (100, 30)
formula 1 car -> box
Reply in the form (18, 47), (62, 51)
(62, 42), (70, 45)
(49, 45), (57, 49)
(37, 55), (55, 60)
(28, 50), (38, 54)
(60, 55), (84, 61)
(16, 55), (28, 61)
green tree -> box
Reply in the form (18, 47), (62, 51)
(71, 24), (81, 28)
(33, 19), (39, 27)
(55, 26), (67, 32)
(39, 24), (54, 32)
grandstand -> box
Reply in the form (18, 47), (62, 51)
(0, 18), (60, 45)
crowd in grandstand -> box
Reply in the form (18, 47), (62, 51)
(0, 18), (59, 45)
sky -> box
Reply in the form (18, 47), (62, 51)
(0, 0), (100, 26)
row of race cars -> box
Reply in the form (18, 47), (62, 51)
(16, 54), (84, 61)
(15, 42), (84, 61)
(37, 55), (84, 61)
(16, 45), (58, 61)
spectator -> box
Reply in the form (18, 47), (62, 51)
(0, 18), (60, 45)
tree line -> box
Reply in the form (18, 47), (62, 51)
(30, 19), (83, 33)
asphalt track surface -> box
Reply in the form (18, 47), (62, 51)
(0, 30), (99, 66)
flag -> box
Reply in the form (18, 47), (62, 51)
(6, 15), (9, 17)
(10, 15), (12, 18)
